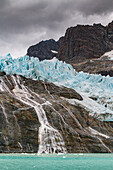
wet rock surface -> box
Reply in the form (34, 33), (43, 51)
(0, 73), (113, 153)
(0, 92), (39, 153)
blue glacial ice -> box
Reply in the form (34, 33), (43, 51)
(0, 54), (113, 120)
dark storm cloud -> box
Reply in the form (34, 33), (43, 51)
(1, 0), (112, 33)
(0, 0), (113, 57)
(75, 0), (113, 15)
(0, 0), (9, 9)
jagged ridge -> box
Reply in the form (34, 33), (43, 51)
(27, 21), (113, 76)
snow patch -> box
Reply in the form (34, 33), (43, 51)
(0, 84), (4, 91)
(100, 50), (113, 60)
(61, 93), (113, 118)
(51, 50), (58, 54)
(88, 127), (110, 139)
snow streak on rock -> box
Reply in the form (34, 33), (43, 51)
(0, 54), (113, 120)
(100, 50), (113, 60)
(0, 75), (67, 154)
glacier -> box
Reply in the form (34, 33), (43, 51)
(0, 54), (113, 121)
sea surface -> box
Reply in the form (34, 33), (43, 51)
(0, 153), (113, 170)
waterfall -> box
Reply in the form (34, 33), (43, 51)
(0, 75), (67, 154)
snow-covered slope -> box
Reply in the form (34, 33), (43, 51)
(100, 50), (113, 60)
(0, 54), (113, 120)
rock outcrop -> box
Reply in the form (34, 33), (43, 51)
(107, 21), (113, 43)
(27, 38), (63, 61)
(0, 72), (113, 153)
(72, 59), (113, 76)
(27, 21), (113, 76)
(57, 21), (113, 62)
(27, 21), (113, 63)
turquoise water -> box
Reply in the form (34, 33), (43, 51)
(0, 154), (113, 170)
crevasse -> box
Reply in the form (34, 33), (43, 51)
(0, 54), (113, 120)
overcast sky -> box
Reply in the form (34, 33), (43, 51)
(0, 0), (113, 58)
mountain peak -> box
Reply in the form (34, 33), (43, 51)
(27, 21), (113, 76)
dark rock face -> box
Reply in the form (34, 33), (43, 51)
(98, 70), (113, 77)
(72, 59), (113, 76)
(107, 21), (113, 43)
(27, 38), (63, 61)
(0, 72), (113, 153)
(26, 21), (113, 76)
(57, 23), (113, 62)
(27, 21), (113, 63)
(0, 72), (6, 76)
(0, 92), (39, 153)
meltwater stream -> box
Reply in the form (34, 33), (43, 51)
(0, 54), (113, 120)
(0, 75), (67, 154)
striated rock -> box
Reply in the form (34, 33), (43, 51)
(27, 21), (113, 63)
(57, 23), (113, 62)
(72, 59), (113, 76)
(107, 21), (113, 43)
(0, 73), (113, 153)
(26, 21), (113, 76)
(0, 92), (39, 153)
(58, 21), (113, 76)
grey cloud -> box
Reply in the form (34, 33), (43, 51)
(0, 0), (113, 57)
(76, 0), (113, 15)
(1, 0), (113, 33)
(0, 0), (9, 9)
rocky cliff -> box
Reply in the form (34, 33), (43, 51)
(57, 22), (113, 62)
(0, 72), (113, 153)
(27, 21), (113, 76)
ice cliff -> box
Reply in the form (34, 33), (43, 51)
(0, 54), (113, 120)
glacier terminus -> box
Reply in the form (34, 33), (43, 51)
(0, 54), (113, 121)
